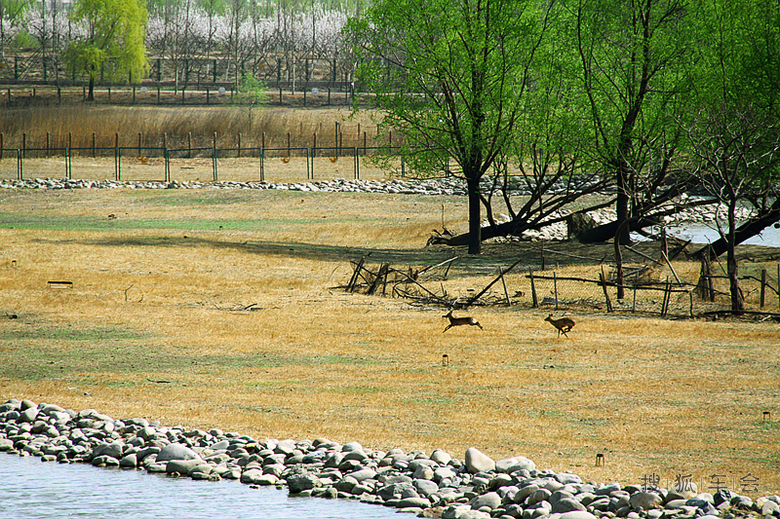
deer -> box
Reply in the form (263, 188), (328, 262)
(545, 314), (575, 337)
(443, 310), (483, 333)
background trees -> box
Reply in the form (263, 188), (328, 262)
(62, 0), (149, 100)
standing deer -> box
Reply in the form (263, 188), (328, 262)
(545, 314), (575, 337)
(442, 310), (483, 333)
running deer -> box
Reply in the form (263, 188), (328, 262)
(442, 310), (483, 333)
(545, 314), (575, 337)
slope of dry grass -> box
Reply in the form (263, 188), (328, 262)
(0, 187), (778, 496)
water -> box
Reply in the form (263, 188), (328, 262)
(0, 454), (403, 519)
(633, 222), (780, 248)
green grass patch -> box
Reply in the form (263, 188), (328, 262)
(0, 212), (321, 232)
(0, 326), (148, 342)
(403, 393), (460, 406)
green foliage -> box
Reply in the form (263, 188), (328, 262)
(349, 0), (551, 180)
(11, 30), (37, 50)
(348, 0), (554, 253)
(64, 0), (150, 84)
(238, 71), (266, 102)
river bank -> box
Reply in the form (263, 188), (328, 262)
(2, 399), (778, 519)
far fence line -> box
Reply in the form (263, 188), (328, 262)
(0, 144), (410, 183)
(0, 82), (357, 108)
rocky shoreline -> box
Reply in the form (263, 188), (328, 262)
(1, 399), (777, 519)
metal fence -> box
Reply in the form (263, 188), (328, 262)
(0, 82), (356, 108)
(0, 144), (408, 183)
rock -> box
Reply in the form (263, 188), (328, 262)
(414, 464), (435, 480)
(629, 492), (663, 510)
(378, 481), (416, 501)
(730, 495), (753, 510)
(551, 498), (587, 513)
(469, 492), (502, 510)
(156, 443), (200, 462)
(496, 457), (536, 473)
(166, 459), (204, 475)
(396, 497), (431, 509)
(348, 467), (376, 482)
(760, 499), (779, 516)
(287, 473), (321, 494)
(556, 511), (599, 519)
(414, 479), (439, 497)
(549, 490), (574, 504)
(240, 468), (277, 485)
(443, 504), (492, 519)
(465, 447), (495, 474)
(556, 473), (582, 485)
(435, 466), (458, 482)
(19, 407), (39, 423)
(713, 489), (733, 507)
(119, 453), (138, 468)
(92, 442), (124, 460)
(527, 489), (552, 506)
(666, 482), (698, 501)
(595, 483), (622, 496)
(431, 449), (453, 465)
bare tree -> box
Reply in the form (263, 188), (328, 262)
(683, 103), (780, 313)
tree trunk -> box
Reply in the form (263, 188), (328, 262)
(466, 175), (482, 255)
(87, 76), (95, 102)
(615, 160), (631, 245)
(725, 200), (744, 313)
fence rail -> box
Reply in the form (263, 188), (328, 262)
(524, 267), (780, 318)
(0, 82), (357, 108)
(0, 144), (408, 183)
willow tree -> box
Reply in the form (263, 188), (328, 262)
(64, 0), (149, 101)
(347, 0), (553, 254)
(572, 0), (696, 244)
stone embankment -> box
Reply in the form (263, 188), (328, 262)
(1, 399), (777, 519)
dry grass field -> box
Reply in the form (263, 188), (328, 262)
(1, 185), (779, 496)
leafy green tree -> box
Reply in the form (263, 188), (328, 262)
(681, 0), (780, 313)
(347, 0), (554, 254)
(64, 0), (149, 101)
(570, 0), (697, 244)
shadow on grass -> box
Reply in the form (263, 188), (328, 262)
(80, 234), (544, 273)
(51, 232), (780, 275)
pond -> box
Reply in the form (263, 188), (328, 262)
(1, 453), (404, 519)
(634, 222), (780, 248)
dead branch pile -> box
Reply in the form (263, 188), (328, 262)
(336, 256), (522, 309)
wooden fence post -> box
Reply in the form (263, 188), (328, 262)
(600, 265), (613, 313)
(529, 270), (538, 308)
(760, 269), (767, 308)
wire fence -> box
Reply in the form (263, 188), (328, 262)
(0, 144), (409, 183)
(521, 265), (780, 318)
(345, 256), (780, 319)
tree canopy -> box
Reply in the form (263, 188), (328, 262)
(63, 0), (149, 100)
(348, 0), (780, 257)
(347, 0), (554, 254)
